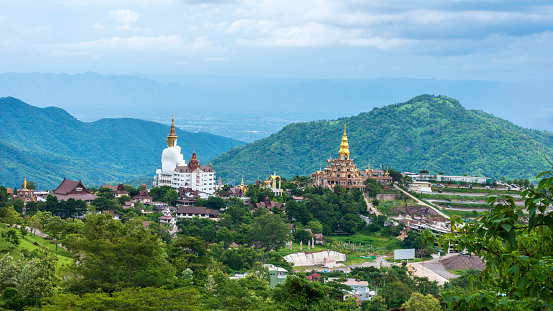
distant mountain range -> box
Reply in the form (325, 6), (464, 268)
(1, 72), (551, 142)
(0, 97), (245, 190)
(212, 95), (553, 185)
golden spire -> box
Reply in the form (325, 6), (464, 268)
(241, 176), (244, 186)
(166, 114), (178, 147)
(338, 122), (350, 158)
(23, 177), (27, 190)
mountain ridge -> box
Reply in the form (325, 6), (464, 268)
(212, 94), (553, 185)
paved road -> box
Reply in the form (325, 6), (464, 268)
(407, 253), (459, 285)
(363, 193), (381, 216)
(394, 185), (450, 219)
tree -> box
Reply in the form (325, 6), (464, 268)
(0, 186), (9, 207)
(1, 228), (21, 251)
(365, 178), (382, 198)
(419, 169), (429, 174)
(306, 220), (323, 234)
(164, 188), (178, 206)
(44, 216), (65, 254)
(402, 292), (440, 311)
(65, 214), (177, 294)
(249, 213), (290, 252)
(422, 164), (553, 310)
(388, 169), (403, 183)
(1, 206), (20, 226)
(12, 199), (24, 214)
(43, 287), (206, 311)
(0, 247), (59, 308)
(361, 294), (387, 311)
(294, 229), (314, 244)
(379, 281), (412, 309)
(271, 276), (331, 311)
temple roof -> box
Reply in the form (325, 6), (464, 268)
(166, 114), (178, 147)
(339, 122), (350, 157)
(53, 178), (91, 195)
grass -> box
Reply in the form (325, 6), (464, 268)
(0, 225), (73, 272)
(331, 233), (401, 256)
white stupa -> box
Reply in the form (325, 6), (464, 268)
(153, 115), (217, 195)
(161, 115), (186, 173)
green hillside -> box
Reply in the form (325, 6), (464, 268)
(212, 95), (553, 184)
(0, 97), (245, 189)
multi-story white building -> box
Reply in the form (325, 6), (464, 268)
(153, 115), (216, 195)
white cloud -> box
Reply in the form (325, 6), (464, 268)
(109, 9), (139, 25)
(93, 23), (104, 29)
(48, 35), (226, 55)
(202, 56), (229, 62)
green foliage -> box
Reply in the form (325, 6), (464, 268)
(0, 247), (59, 308)
(402, 292), (441, 311)
(249, 213), (290, 252)
(294, 229), (314, 244)
(43, 287), (207, 311)
(421, 165), (553, 310)
(271, 276), (330, 311)
(1, 227), (21, 251)
(213, 95), (552, 184)
(64, 214), (177, 294)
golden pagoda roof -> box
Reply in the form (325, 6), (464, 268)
(166, 115), (178, 147)
(338, 122), (350, 157)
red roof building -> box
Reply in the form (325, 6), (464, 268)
(52, 178), (98, 203)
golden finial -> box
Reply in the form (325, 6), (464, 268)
(241, 176), (244, 186)
(338, 122), (350, 158)
(166, 114), (178, 147)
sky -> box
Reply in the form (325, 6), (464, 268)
(1, 0), (553, 81)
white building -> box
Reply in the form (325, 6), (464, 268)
(327, 278), (370, 301)
(153, 115), (216, 195)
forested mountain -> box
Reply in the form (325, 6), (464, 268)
(0, 97), (245, 189)
(213, 95), (553, 184)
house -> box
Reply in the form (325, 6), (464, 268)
(51, 178), (98, 203)
(292, 195), (306, 202)
(175, 187), (208, 206)
(100, 185), (118, 192)
(175, 206), (219, 220)
(158, 206), (177, 233)
(122, 201), (134, 209)
(132, 190), (153, 203)
(105, 210), (120, 220)
(288, 224), (296, 234)
(113, 184), (130, 197)
(314, 233), (324, 245)
(253, 197), (285, 213)
(306, 273), (321, 282)
(143, 221), (152, 228)
(265, 264), (288, 288)
(327, 278), (370, 301)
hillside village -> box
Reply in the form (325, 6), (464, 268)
(2, 112), (550, 310)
